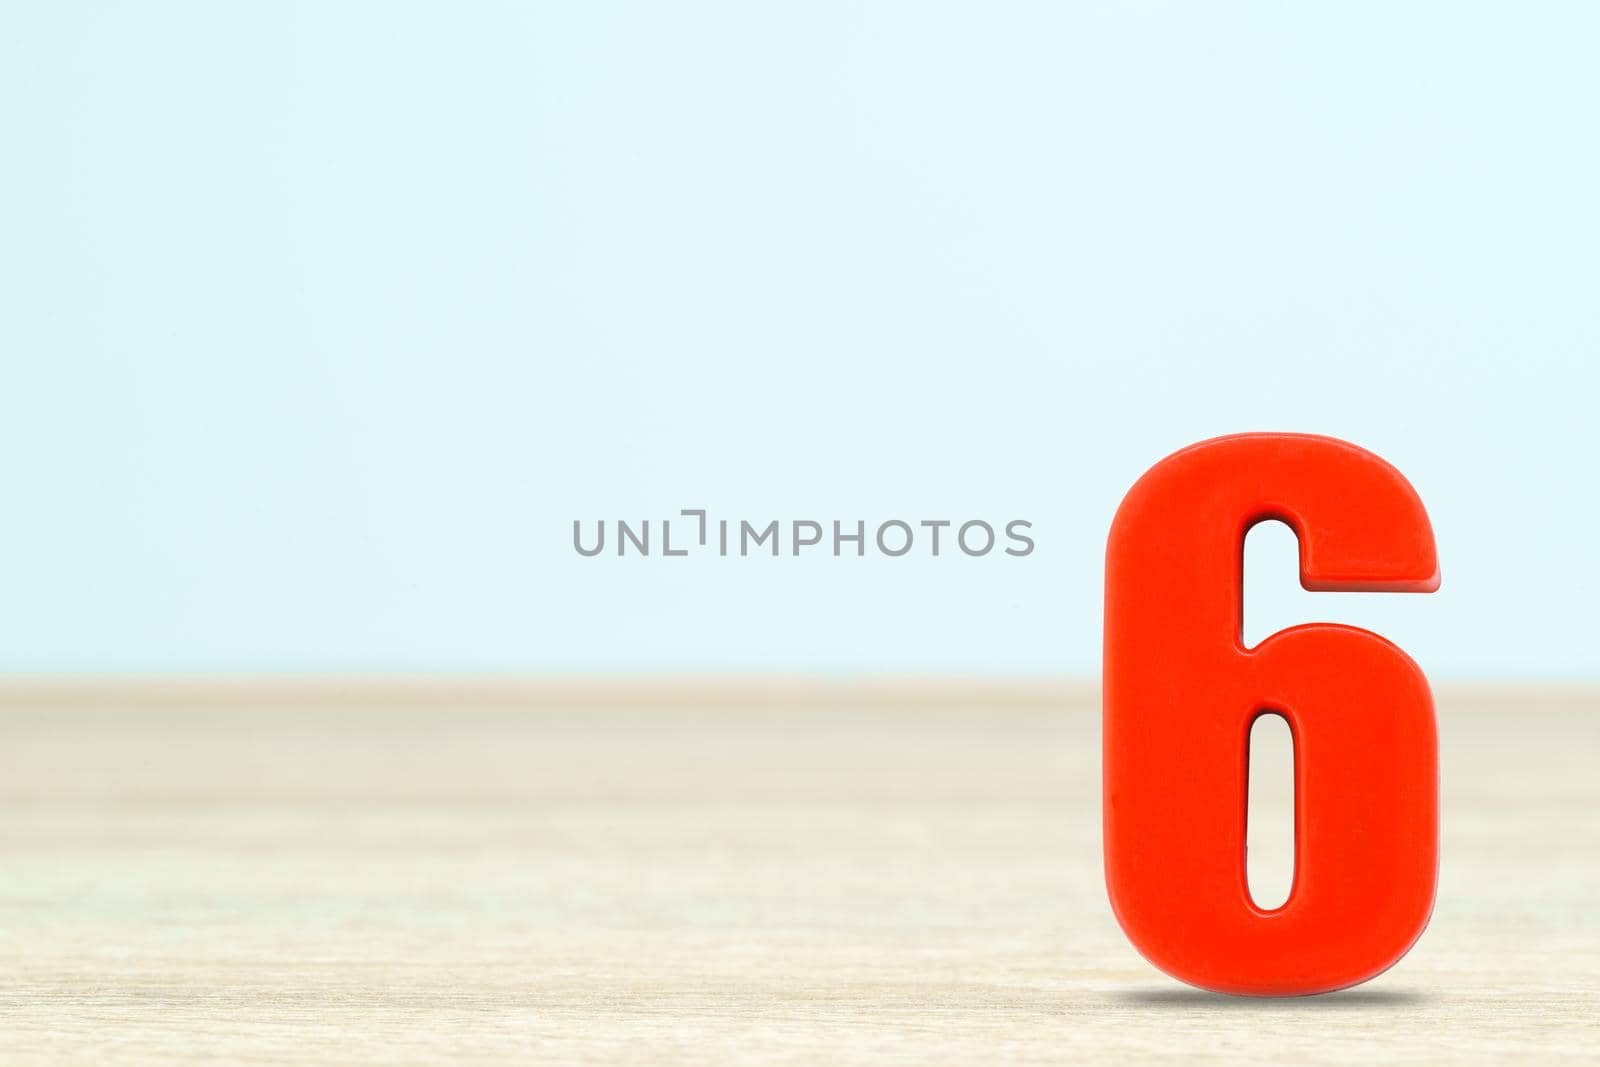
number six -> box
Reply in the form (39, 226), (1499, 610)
(1103, 433), (1440, 996)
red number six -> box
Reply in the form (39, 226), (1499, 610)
(1103, 433), (1440, 995)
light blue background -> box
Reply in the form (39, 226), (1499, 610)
(2, 3), (1595, 678)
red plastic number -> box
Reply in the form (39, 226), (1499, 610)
(1103, 433), (1440, 996)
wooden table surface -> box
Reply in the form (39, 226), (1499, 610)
(0, 683), (1595, 1064)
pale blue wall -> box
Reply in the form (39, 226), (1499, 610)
(2, 3), (1595, 678)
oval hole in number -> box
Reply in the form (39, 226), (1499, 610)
(1247, 712), (1295, 911)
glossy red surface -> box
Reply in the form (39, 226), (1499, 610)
(1103, 433), (1439, 996)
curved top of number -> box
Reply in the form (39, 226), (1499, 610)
(1108, 432), (1439, 594)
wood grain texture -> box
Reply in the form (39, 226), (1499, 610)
(0, 686), (1595, 1064)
